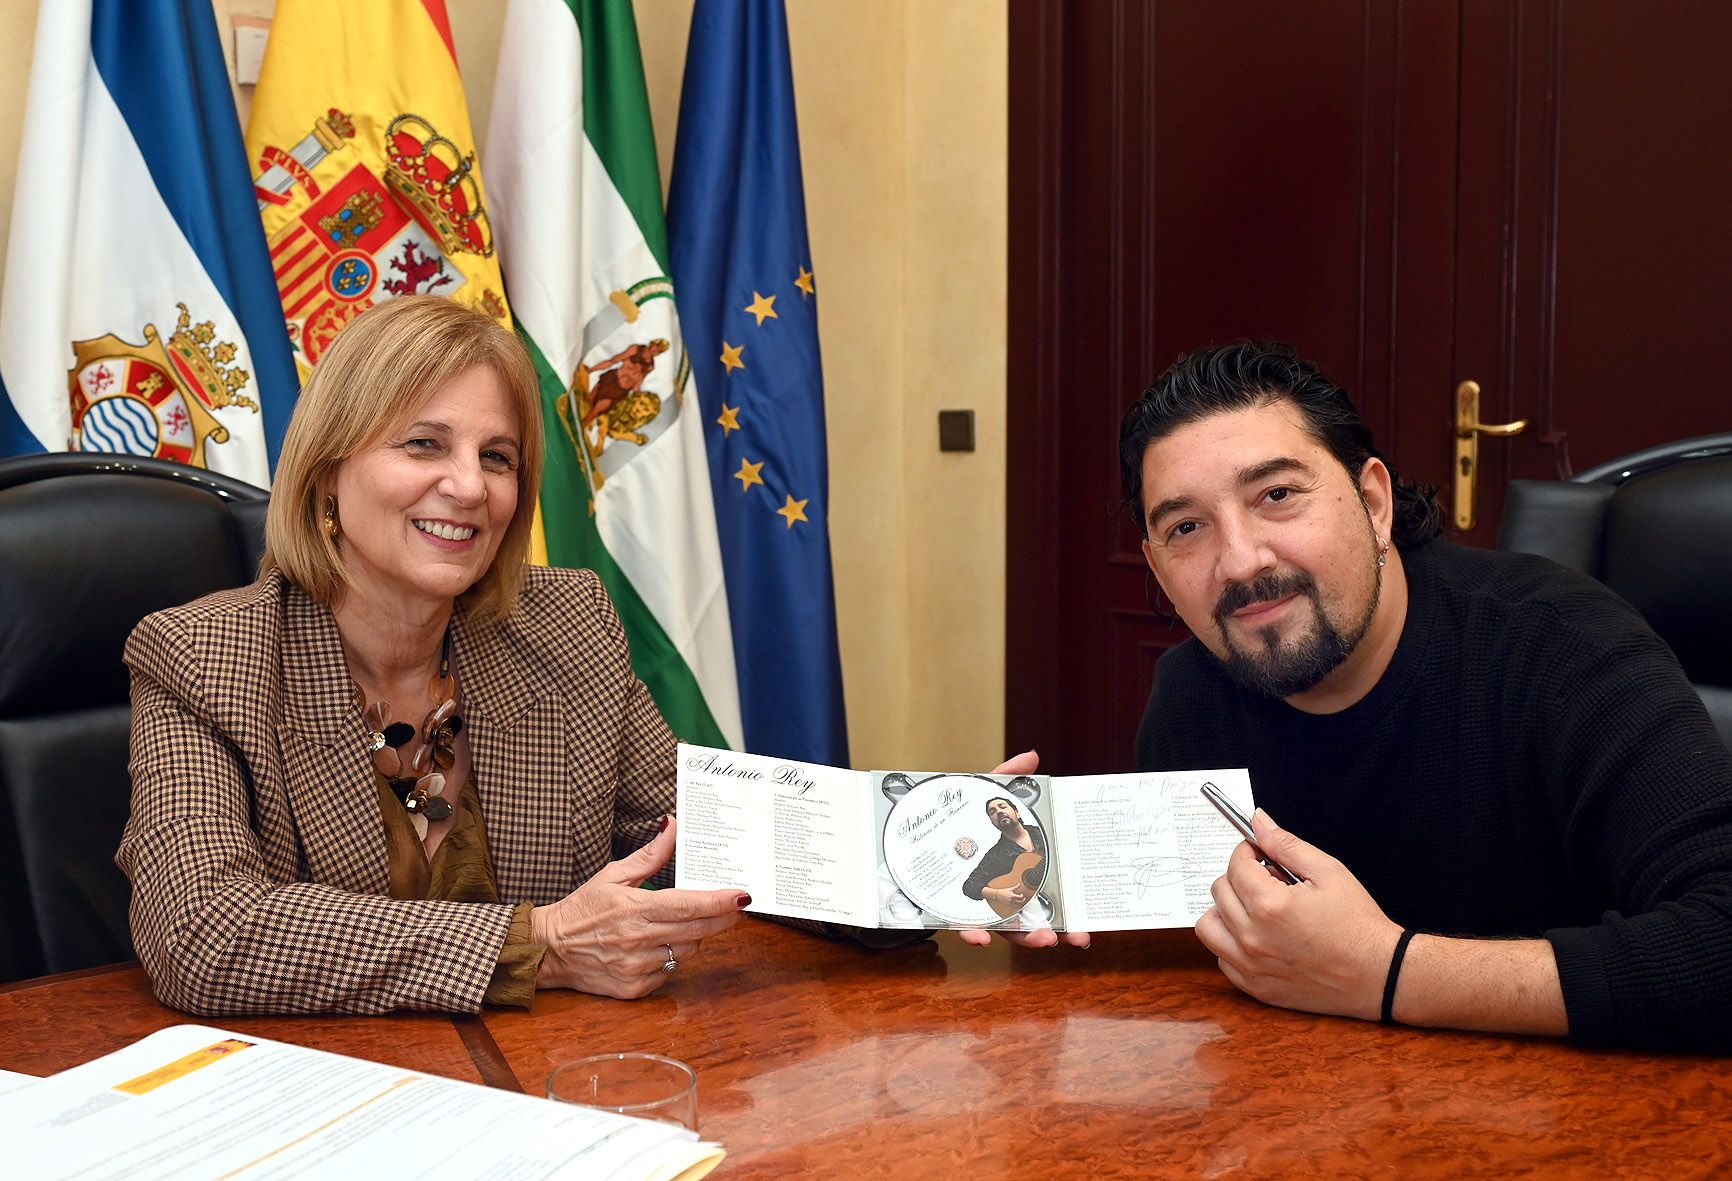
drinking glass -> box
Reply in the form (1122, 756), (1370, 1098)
(546, 1053), (698, 1132)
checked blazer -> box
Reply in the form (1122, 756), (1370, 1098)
(117, 565), (673, 1016)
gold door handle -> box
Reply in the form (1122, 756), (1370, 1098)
(1452, 380), (1527, 530)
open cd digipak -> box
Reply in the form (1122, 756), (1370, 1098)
(675, 743), (1256, 933)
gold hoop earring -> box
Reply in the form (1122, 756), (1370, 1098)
(323, 495), (341, 539)
(1376, 535), (1389, 569)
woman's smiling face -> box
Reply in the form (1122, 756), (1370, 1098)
(328, 363), (522, 611)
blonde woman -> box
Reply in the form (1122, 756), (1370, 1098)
(118, 296), (744, 1015)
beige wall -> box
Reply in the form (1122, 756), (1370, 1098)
(0, 0), (1008, 772)
(0, 2), (35, 272)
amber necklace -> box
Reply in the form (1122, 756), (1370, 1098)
(355, 626), (464, 840)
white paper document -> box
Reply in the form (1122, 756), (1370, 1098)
(0, 1068), (38, 1096)
(0, 1025), (723, 1181)
(676, 743), (1256, 932)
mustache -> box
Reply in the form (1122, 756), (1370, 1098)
(1213, 570), (1319, 625)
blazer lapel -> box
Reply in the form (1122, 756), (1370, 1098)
(274, 586), (389, 894)
(452, 603), (536, 735)
(453, 602), (574, 902)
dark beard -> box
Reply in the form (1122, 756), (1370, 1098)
(1211, 568), (1378, 698)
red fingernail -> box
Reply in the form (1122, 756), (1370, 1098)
(659, 816), (670, 832)
(736, 894), (752, 909)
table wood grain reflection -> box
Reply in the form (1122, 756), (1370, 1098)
(0, 963), (485, 1085)
(491, 920), (1732, 1179)
(3, 921), (1729, 1178)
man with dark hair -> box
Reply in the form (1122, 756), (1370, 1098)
(1123, 340), (1732, 1052)
(960, 796), (1048, 914)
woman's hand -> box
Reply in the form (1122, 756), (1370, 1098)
(530, 817), (746, 999)
(955, 750), (1092, 951)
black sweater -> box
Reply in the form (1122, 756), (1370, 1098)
(960, 824), (1049, 901)
(1137, 538), (1732, 1053)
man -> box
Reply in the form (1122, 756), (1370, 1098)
(1122, 341), (1732, 1052)
(960, 797), (1049, 915)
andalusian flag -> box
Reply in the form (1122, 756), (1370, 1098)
(243, 0), (512, 375)
(486, 0), (742, 749)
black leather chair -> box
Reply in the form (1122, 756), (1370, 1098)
(0, 454), (267, 982)
(1497, 434), (1732, 747)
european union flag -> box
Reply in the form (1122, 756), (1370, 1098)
(668, 0), (848, 765)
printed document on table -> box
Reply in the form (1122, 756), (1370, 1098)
(0, 1025), (723, 1181)
(0, 1068), (37, 1096)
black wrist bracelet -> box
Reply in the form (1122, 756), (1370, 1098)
(1381, 928), (1416, 1024)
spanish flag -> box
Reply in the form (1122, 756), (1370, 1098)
(243, 0), (511, 376)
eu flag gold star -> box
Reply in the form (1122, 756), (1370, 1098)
(720, 341), (745, 373)
(734, 457), (765, 491)
(776, 495), (809, 528)
(743, 291), (779, 326)
(795, 265), (815, 297)
(716, 403), (741, 435)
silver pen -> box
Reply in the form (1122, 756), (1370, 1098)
(1200, 782), (1301, 885)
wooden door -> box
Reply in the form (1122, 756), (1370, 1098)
(1007, 1), (1732, 772)
(1425, 0), (1732, 544)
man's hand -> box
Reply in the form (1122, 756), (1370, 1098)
(955, 750), (1092, 951)
(531, 817), (746, 999)
(1194, 809), (1400, 1020)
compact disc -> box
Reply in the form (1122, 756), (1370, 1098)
(880, 774), (1048, 926)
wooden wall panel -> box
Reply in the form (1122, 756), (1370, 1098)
(1008, 1), (1730, 769)
(1008, 1), (1454, 772)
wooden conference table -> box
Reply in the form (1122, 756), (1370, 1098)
(4, 921), (1729, 1178)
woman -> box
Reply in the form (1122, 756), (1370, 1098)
(117, 295), (746, 1015)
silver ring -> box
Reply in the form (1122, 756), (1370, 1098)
(662, 944), (678, 973)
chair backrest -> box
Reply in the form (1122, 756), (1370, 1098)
(1498, 434), (1732, 747)
(0, 454), (268, 981)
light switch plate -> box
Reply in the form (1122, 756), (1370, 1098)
(234, 17), (270, 86)
(938, 409), (975, 452)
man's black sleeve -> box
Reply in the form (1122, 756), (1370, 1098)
(1530, 602), (1732, 1053)
(961, 843), (1001, 900)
